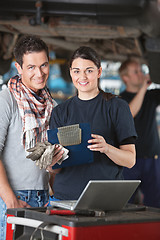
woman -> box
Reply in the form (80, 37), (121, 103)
(49, 46), (137, 200)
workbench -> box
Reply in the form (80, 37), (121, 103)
(6, 204), (160, 240)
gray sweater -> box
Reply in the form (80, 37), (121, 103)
(0, 88), (49, 190)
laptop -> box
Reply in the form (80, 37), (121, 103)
(50, 180), (141, 211)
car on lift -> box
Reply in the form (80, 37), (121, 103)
(0, 0), (160, 83)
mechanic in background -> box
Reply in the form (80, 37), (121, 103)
(0, 35), (64, 240)
(119, 58), (160, 208)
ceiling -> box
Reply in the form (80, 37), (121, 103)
(0, 0), (160, 82)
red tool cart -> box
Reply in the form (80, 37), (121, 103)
(6, 205), (160, 240)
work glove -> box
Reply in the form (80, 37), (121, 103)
(26, 141), (69, 170)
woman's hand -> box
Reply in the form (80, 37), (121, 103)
(87, 134), (136, 168)
(87, 134), (108, 154)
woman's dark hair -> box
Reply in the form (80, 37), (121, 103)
(13, 35), (49, 67)
(70, 46), (116, 100)
(69, 46), (101, 69)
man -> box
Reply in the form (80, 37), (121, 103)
(119, 58), (160, 208)
(0, 35), (64, 240)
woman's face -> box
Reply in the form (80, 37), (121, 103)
(70, 58), (102, 99)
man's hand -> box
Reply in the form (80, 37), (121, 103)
(6, 197), (31, 209)
(143, 74), (152, 89)
(26, 142), (69, 170)
(46, 145), (64, 173)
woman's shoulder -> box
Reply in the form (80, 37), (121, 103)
(111, 95), (128, 105)
(102, 92), (128, 106)
(103, 94), (130, 116)
(53, 96), (75, 111)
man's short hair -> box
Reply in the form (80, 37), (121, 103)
(13, 35), (49, 67)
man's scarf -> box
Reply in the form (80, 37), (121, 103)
(8, 75), (56, 149)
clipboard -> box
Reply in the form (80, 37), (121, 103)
(47, 123), (94, 169)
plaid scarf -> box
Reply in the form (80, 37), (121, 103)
(8, 75), (56, 149)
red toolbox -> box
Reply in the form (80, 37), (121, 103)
(6, 205), (160, 240)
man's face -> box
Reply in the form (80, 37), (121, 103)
(15, 51), (49, 93)
(126, 63), (144, 88)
